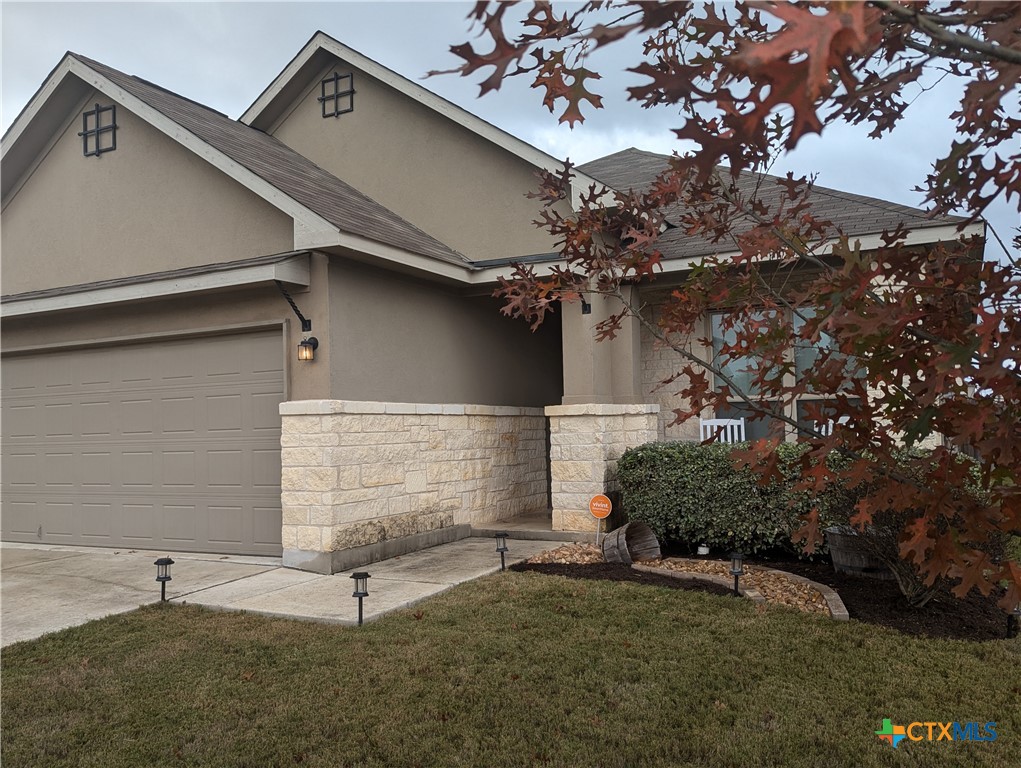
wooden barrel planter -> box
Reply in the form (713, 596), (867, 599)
(825, 527), (895, 580)
(602, 522), (662, 565)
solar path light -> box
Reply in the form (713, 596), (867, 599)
(351, 572), (370, 626)
(154, 557), (174, 602)
(729, 552), (745, 597)
(495, 532), (509, 571)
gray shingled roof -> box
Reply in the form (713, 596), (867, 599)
(579, 148), (966, 262)
(74, 54), (469, 267)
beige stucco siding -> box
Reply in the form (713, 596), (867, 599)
(1, 90), (293, 295)
(269, 62), (566, 262)
(1, 280), (330, 404)
(328, 258), (561, 407)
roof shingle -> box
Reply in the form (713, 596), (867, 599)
(579, 147), (966, 261)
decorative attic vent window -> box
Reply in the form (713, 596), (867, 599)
(78, 103), (118, 157)
(319, 72), (355, 118)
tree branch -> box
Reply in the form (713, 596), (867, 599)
(871, 0), (1021, 65)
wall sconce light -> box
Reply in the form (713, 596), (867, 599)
(154, 556), (174, 602)
(298, 337), (319, 361)
(350, 571), (370, 626)
(495, 532), (509, 571)
(729, 551), (745, 597)
(580, 298), (592, 315)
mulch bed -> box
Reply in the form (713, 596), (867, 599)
(513, 545), (1013, 642)
(751, 557), (1011, 642)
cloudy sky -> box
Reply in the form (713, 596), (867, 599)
(2, 1), (1015, 261)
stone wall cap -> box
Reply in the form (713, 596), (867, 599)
(280, 400), (546, 417)
(545, 403), (660, 417)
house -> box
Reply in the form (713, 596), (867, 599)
(1, 32), (983, 573)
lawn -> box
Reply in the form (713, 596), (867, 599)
(2, 571), (1019, 768)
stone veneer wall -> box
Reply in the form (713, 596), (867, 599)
(545, 403), (659, 532)
(280, 400), (548, 572)
(639, 290), (705, 442)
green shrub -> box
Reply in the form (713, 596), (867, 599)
(616, 441), (817, 555)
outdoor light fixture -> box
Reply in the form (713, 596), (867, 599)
(581, 298), (592, 315)
(297, 337), (318, 361)
(350, 571), (370, 626)
(276, 280), (320, 362)
(154, 557), (174, 602)
(729, 551), (745, 597)
(1008, 603), (1021, 639)
(495, 532), (509, 571)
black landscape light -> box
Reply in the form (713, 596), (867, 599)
(1008, 603), (1021, 639)
(154, 557), (174, 602)
(729, 552), (745, 597)
(351, 572), (370, 626)
(495, 532), (509, 571)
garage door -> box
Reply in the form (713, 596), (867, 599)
(1, 330), (284, 555)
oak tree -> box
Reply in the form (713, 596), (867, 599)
(442, 1), (1021, 608)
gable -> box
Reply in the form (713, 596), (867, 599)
(1, 88), (293, 295)
(259, 51), (573, 262)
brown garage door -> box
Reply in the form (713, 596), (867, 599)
(1, 329), (284, 555)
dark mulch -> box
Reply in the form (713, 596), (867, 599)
(514, 556), (1013, 642)
(510, 561), (734, 597)
(752, 557), (1012, 643)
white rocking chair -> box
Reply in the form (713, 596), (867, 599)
(699, 417), (746, 444)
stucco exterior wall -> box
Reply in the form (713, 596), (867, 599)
(1, 90), (293, 295)
(269, 61), (567, 261)
(328, 258), (562, 407)
(1, 269), (331, 404)
(280, 399), (548, 572)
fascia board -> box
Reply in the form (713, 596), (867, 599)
(465, 222), (988, 285)
(1, 255), (310, 319)
(317, 230), (477, 283)
(241, 33), (612, 207)
(2, 56), (75, 160)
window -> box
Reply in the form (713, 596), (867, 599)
(319, 72), (355, 118)
(711, 307), (860, 439)
(710, 309), (786, 440)
(78, 103), (117, 157)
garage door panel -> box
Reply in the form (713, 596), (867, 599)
(5, 404), (37, 439)
(44, 403), (74, 437)
(121, 398), (155, 435)
(252, 449), (280, 488)
(2, 330), (284, 555)
(209, 505), (244, 546)
(207, 394), (242, 432)
(81, 503), (113, 539)
(80, 400), (114, 436)
(6, 501), (39, 535)
(208, 450), (243, 488)
(81, 452), (113, 487)
(44, 501), (75, 537)
(6, 454), (38, 487)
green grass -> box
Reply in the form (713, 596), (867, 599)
(3, 572), (1019, 768)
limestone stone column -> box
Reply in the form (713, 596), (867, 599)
(545, 403), (659, 531)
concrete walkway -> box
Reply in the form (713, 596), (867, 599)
(1, 537), (560, 646)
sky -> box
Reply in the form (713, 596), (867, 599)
(2, 1), (1016, 262)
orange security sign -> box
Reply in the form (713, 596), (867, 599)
(589, 494), (612, 519)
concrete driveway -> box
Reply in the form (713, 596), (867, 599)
(1, 544), (279, 647)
